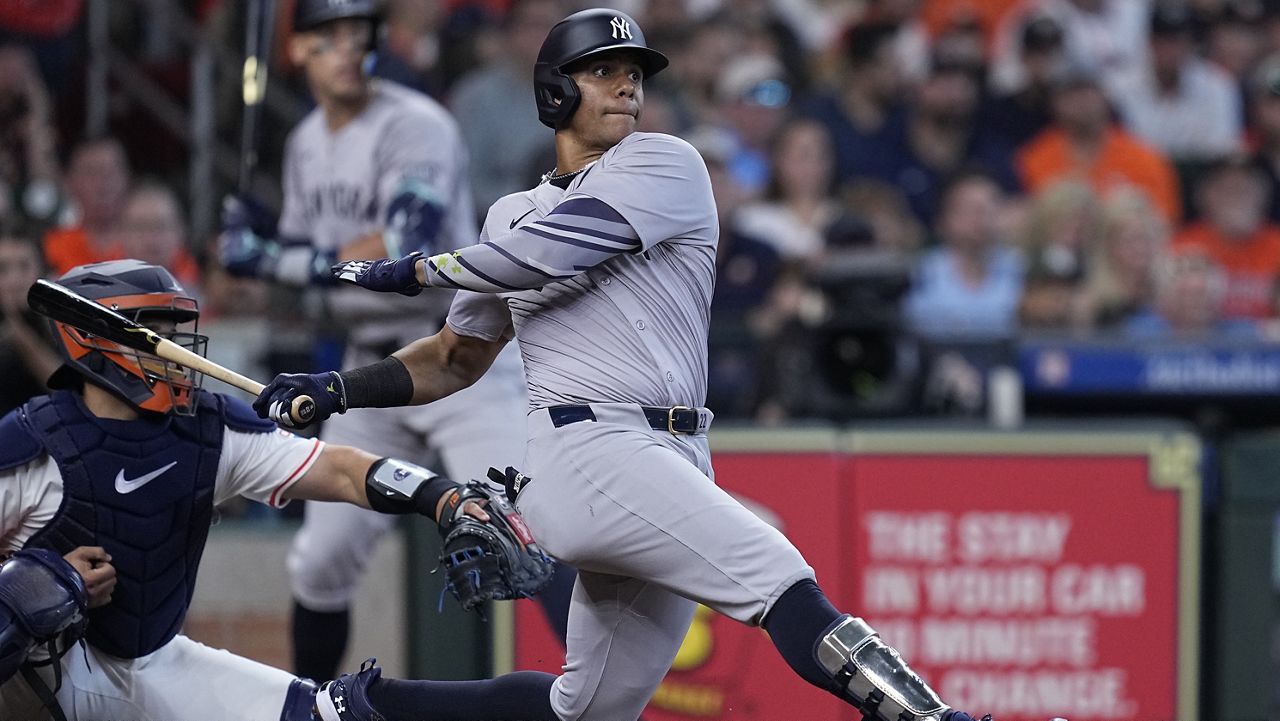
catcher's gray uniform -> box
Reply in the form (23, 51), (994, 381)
(443, 132), (814, 720)
(279, 80), (527, 613)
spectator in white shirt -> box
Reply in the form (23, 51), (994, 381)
(1113, 2), (1243, 162)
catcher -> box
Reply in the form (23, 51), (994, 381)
(0, 259), (550, 721)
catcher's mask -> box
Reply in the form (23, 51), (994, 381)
(46, 259), (206, 416)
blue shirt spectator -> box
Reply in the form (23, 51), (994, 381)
(904, 171), (1024, 339)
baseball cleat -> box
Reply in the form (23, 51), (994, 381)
(313, 658), (386, 721)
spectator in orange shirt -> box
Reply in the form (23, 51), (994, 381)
(1017, 67), (1182, 223)
(115, 180), (203, 298)
(1173, 155), (1280, 319)
(42, 136), (130, 275)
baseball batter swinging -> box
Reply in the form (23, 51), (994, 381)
(256, 9), (995, 721)
(217, 0), (533, 681)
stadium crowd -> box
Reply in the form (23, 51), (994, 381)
(3, 0), (1280, 423)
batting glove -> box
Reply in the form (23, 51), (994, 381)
(220, 194), (277, 238)
(253, 371), (346, 428)
(333, 252), (424, 296)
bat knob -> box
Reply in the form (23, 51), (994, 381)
(293, 396), (316, 425)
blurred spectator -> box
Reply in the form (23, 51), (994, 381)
(735, 118), (840, 262)
(1018, 67), (1182, 223)
(862, 0), (933, 84)
(1173, 154), (1280, 318)
(695, 127), (791, 419)
(986, 15), (1068, 146)
(1014, 175), (1102, 333)
(801, 21), (907, 186)
(844, 179), (928, 256)
(1205, 1), (1266, 85)
(990, 0), (1152, 99)
(1019, 246), (1086, 331)
(448, 0), (562, 214)
(115, 181), (203, 297)
(930, 12), (990, 86)
(1248, 55), (1280, 221)
(661, 16), (740, 129)
(857, 54), (1020, 226)
(714, 52), (793, 193)
(375, 0), (446, 93)
(42, 136), (131, 276)
(717, 0), (809, 96)
(0, 227), (58, 415)
(764, 0), (860, 53)
(1112, 2), (1243, 162)
(635, 87), (682, 135)
(1016, 180), (1100, 292)
(0, 43), (61, 225)
(1082, 188), (1170, 329)
(920, 0), (1025, 48)
(0, 0), (82, 93)
(1125, 247), (1259, 338)
(904, 170), (1024, 340)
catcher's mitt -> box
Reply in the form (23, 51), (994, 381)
(438, 470), (556, 613)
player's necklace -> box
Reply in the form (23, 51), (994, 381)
(542, 163), (591, 187)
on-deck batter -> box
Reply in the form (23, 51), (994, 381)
(217, 0), (533, 681)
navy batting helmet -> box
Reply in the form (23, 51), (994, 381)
(47, 259), (206, 416)
(293, 0), (381, 33)
(534, 8), (669, 129)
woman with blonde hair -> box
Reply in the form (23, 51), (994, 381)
(1083, 187), (1171, 329)
(1014, 180), (1102, 331)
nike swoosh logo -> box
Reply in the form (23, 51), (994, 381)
(509, 208), (536, 229)
(114, 461), (178, 495)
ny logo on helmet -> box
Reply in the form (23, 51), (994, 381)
(610, 16), (632, 40)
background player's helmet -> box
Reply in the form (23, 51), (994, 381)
(47, 259), (206, 416)
(292, 0), (382, 48)
(534, 8), (669, 129)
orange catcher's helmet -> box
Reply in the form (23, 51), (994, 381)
(46, 259), (206, 415)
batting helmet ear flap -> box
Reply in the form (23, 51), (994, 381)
(534, 70), (581, 129)
(533, 8), (667, 130)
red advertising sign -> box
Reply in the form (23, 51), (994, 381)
(511, 430), (1200, 721)
(846, 433), (1200, 721)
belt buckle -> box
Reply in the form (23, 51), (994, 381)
(668, 405), (692, 434)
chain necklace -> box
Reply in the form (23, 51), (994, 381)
(541, 163), (593, 185)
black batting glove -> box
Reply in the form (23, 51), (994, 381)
(332, 252), (424, 296)
(253, 371), (346, 428)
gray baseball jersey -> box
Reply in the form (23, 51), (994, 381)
(435, 132), (814, 720)
(443, 132), (717, 409)
(279, 80), (476, 347)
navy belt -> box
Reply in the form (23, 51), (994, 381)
(546, 404), (708, 435)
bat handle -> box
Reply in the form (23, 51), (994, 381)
(292, 395), (316, 425)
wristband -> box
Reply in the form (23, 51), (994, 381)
(340, 356), (414, 409)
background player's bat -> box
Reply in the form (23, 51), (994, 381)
(27, 279), (314, 423)
(238, 0), (276, 193)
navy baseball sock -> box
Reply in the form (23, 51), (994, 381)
(368, 671), (559, 721)
(761, 579), (845, 692)
(536, 561), (577, 644)
(292, 601), (350, 681)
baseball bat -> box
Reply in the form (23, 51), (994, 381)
(27, 279), (315, 424)
(238, 0), (275, 193)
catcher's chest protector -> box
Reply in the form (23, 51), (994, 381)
(20, 390), (223, 659)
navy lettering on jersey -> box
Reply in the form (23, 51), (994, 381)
(300, 183), (379, 227)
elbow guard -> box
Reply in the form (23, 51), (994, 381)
(365, 457), (459, 518)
